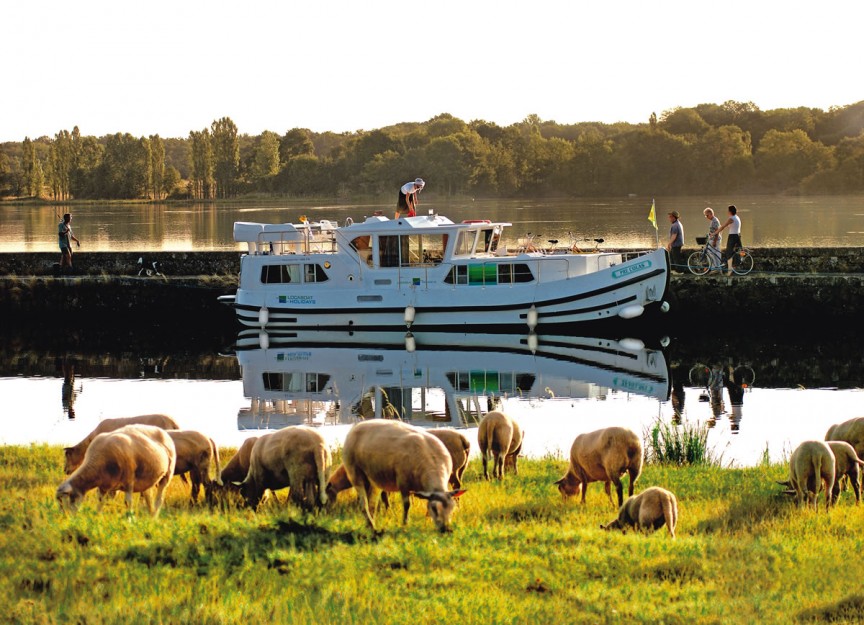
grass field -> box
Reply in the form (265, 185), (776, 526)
(2, 444), (863, 625)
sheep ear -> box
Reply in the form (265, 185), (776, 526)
(449, 489), (467, 499)
(414, 491), (432, 500)
(553, 478), (564, 486)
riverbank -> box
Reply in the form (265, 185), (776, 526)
(2, 444), (859, 625)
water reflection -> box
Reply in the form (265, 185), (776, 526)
(233, 330), (670, 431)
(683, 361), (755, 434)
(57, 356), (81, 419)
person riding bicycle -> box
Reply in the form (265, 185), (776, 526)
(715, 205), (742, 276)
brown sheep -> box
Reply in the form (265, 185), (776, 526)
(220, 436), (259, 484)
(826, 441), (864, 504)
(56, 424), (176, 517)
(325, 463), (390, 509)
(240, 426), (330, 510)
(554, 426), (643, 508)
(428, 429), (472, 489)
(826, 417), (864, 490)
(601, 486), (679, 538)
(342, 420), (465, 532)
(789, 440), (835, 512)
(478, 411), (523, 480)
(166, 430), (222, 505)
(64, 414), (180, 474)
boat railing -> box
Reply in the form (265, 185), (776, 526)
(235, 222), (339, 255)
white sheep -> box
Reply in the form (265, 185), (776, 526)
(239, 426), (330, 510)
(601, 486), (679, 538)
(477, 410), (523, 480)
(428, 429), (472, 489)
(789, 440), (835, 512)
(64, 414), (180, 474)
(166, 430), (223, 505)
(220, 436), (258, 484)
(56, 424), (176, 517)
(342, 420), (466, 532)
(825, 417), (864, 492)
(555, 426), (643, 507)
(826, 441), (864, 504)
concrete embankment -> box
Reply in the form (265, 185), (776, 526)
(0, 250), (862, 334)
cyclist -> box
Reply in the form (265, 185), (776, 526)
(715, 205), (742, 276)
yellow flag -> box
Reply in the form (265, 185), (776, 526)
(648, 199), (657, 230)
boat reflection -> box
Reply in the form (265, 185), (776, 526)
(233, 331), (670, 431)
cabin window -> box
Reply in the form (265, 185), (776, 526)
(453, 230), (477, 257)
(260, 263), (328, 284)
(444, 262), (533, 285)
(378, 234), (448, 267)
(305, 263), (329, 283)
(498, 263), (534, 283)
(262, 372), (330, 392)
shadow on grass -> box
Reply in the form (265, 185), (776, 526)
(120, 517), (373, 571)
(696, 490), (790, 533)
(485, 502), (568, 524)
(796, 595), (864, 622)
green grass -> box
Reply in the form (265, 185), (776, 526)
(2, 444), (863, 624)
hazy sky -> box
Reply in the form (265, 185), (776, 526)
(3, 0), (861, 142)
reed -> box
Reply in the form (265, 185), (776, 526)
(644, 418), (723, 467)
(1, 444), (859, 625)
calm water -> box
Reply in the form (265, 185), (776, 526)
(2, 194), (863, 252)
(2, 330), (861, 467)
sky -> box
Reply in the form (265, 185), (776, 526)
(3, 0), (862, 142)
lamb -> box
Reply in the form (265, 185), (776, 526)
(64, 414), (180, 474)
(56, 424), (176, 517)
(825, 417), (864, 490)
(239, 426), (330, 510)
(325, 463), (389, 508)
(220, 436), (259, 484)
(342, 420), (466, 532)
(826, 441), (864, 504)
(789, 440), (835, 512)
(554, 426), (643, 508)
(166, 430), (223, 505)
(601, 486), (679, 538)
(478, 410), (523, 480)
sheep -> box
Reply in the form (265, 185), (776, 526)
(789, 440), (835, 512)
(166, 430), (222, 505)
(220, 436), (258, 484)
(56, 424), (176, 517)
(239, 426), (330, 510)
(601, 486), (679, 538)
(554, 426), (643, 508)
(477, 410), (523, 480)
(342, 420), (466, 532)
(325, 430), (468, 507)
(826, 441), (864, 504)
(825, 417), (864, 490)
(64, 414), (180, 474)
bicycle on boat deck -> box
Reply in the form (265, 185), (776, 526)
(687, 236), (754, 276)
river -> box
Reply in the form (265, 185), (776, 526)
(2, 194), (863, 252)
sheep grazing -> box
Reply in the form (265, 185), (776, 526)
(64, 414), (180, 474)
(826, 417), (864, 490)
(166, 430), (223, 505)
(554, 426), (643, 507)
(325, 463), (390, 509)
(220, 436), (258, 484)
(789, 440), (836, 512)
(826, 441), (864, 504)
(478, 410), (523, 480)
(428, 429), (471, 489)
(342, 420), (466, 532)
(239, 426), (330, 510)
(601, 486), (679, 538)
(56, 424), (176, 517)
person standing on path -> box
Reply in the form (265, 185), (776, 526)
(58, 213), (80, 271)
(715, 205), (742, 276)
(665, 211), (684, 273)
(396, 178), (425, 217)
(703, 207), (723, 269)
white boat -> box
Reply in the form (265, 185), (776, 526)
(219, 212), (671, 332)
(232, 330), (670, 430)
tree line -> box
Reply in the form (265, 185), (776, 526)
(1, 100), (863, 201)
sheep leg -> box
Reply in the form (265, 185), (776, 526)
(494, 453), (504, 481)
(352, 472), (377, 531)
(152, 475), (170, 517)
(852, 473), (861, 504)
(481, 450), (490, 480)
(627, 467), (638, 497)
(190, 469), (202, 504)
(401, 490), (412, 525)
(610, 474), (625, 508)
(141, 489), (155, 516)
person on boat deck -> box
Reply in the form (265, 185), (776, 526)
(665, 211), (684, 273)
(715, 204), (742, 276)
(397, 178), (425, 217)
(58, 213), (81, 271)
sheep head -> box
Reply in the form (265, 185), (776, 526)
(415, 489), (466, 533)
(56, 482), (83, 513)
(554, 474), (582, 499)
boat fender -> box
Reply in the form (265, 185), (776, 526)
(527, 332), (538, 353)
(527, 305), (538, 331)
(618, 304), (644, 320)
(258, 306), (269, 325)
(660, 301), (671, 313)
(405, 332), (416, 353)
(404, 305), (416, 326)
(619, 337), (645, 351)
(258, 331), (269, 350)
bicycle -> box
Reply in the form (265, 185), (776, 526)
(687, 236), (754, 276)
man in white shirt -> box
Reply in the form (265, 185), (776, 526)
(397, 178), (425, 217)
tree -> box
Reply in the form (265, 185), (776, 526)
(249, 130), (281, 191)
(659, 108), (710, 138)
(147, 135), (166, 200)
(98, 133), (149, 199)
(279, 128), (315, 164)
(211, 117), (240, 198)
(49, 130), (73, 200)
(755, 129), (834, 191)
(692, 125), (754, 192)
(189, 129), (214, 199)
(22, 137), (40, 197)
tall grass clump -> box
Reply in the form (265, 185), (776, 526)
(644, 418), (722, 466)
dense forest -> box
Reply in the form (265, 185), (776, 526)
(1, 100), (863, 201)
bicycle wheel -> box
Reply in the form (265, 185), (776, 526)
(687, 251), (710, 275)
(732, 250), (753, 275)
